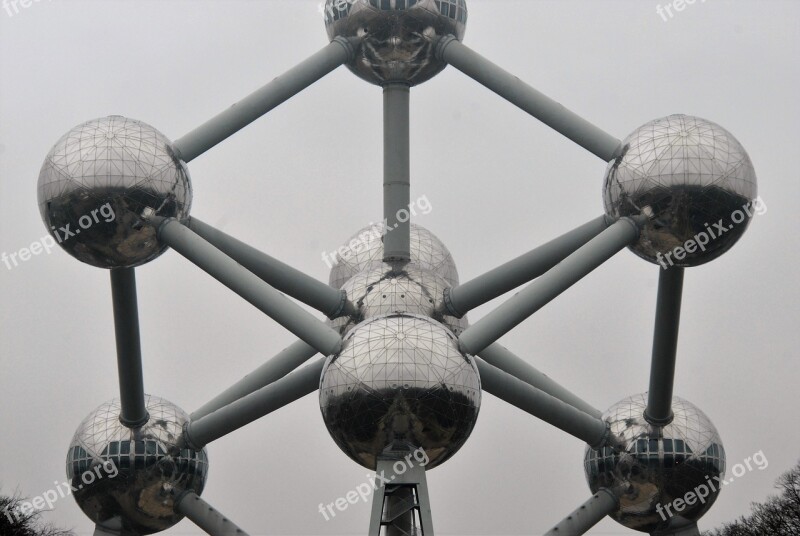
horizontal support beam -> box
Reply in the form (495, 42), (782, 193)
(173, 37), (358, 162)
(183, 358), (324, 449)
(188, 217), (354, 318)
(110, 268), (149, 428)
(445, 215), (610, 317)
(435, 37), (622, 161)
(478, 343), (601, 419)
(543, 489), (617, 535)
(154, 218), (342, 356)
(476, 358), (609, 448)
(191, 339), (318, 421)
(459, 218), (641, 356)
(645, 267), (684, 425)
(175, 492), (249, 536)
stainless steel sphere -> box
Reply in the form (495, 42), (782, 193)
(328, 222), (459, 289)
(67, 395), (208, 534)
(324, 0), (467, 86)
(38, 116), (192, 269)
(584, 393), (725, 533)
(603, 114), (757, 267)
(320, 313), (480, 470)
(330, 264), (468, 336)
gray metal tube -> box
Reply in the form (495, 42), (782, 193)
(175, 492), (249, 535)
(188, 217), (354, 318)
(459, 218), (640, 356)
(445, 215), (610, 317)
(543, 489), (617, 535)
(93, 525), (122, 536)
(110, 268), (149, 427)
(173, 37), (357, 162)
(156, 218), (342, 356)
(184, 358), (324, 449)
(191, 339), (318, 421)
(645, 267), (684, 425)
(435, 37), (622, 161)
(383, 84), (411, 262)
(478, 343), (602, 419)
(475, 358), (608, 448)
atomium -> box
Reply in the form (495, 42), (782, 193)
(603, 115), (757, 267)
(37, 115), (192, 269)
(584, 393), (725, 533)
(320, 313), (480, 470)
(324, 0), (468, 86)
(67, 396), (208, 534)
(37, 3), (760, 534)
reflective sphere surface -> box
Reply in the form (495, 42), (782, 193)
(328, 222), (459, 289)
(324, 0), (467, 86)
(67, 395), (208, 534)
(603, 115), (757, 267)
(584, 393), (725, 532)
(331, 264), (468, 336)
(38, 116), (192, 269)
(320, 313), (480, 470)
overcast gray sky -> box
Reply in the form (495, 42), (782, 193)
(1, 1), (798, 535)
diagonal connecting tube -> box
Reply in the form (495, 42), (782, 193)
(187, 217), (354, 319)
(459, 217), (642, 356)
(435, 36), (622, 161)
(153, 217), (342, 357)
(172, 37), (359, 162)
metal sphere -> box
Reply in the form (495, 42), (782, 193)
(328, 222), (459, 289)
(37, 116), (192, 269)
(603, 114), (757, 267)
(584, 393), (725, 533)
(330, 264), (468, 336)
(320, 313), (480, 470)
(67, 395), (208, 534)
(324, 0), (467, 86)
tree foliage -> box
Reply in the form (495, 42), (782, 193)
(0, 493), (75, 536)
(703, 460), (800, 536)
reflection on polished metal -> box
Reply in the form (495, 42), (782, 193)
(328, 223), (460, 289)
(38, 116), (192, 269)
(604, 115), (758, 267)
(67, 396), (208, 535)
(320, 313), (480, 470)
(584, 393), (725, 533)
(331, 264), (468, 337)
(324, 0), (467, 86)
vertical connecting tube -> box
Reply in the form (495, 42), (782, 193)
(383, 84), (411, 262)
(110, 268), (148, 427)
